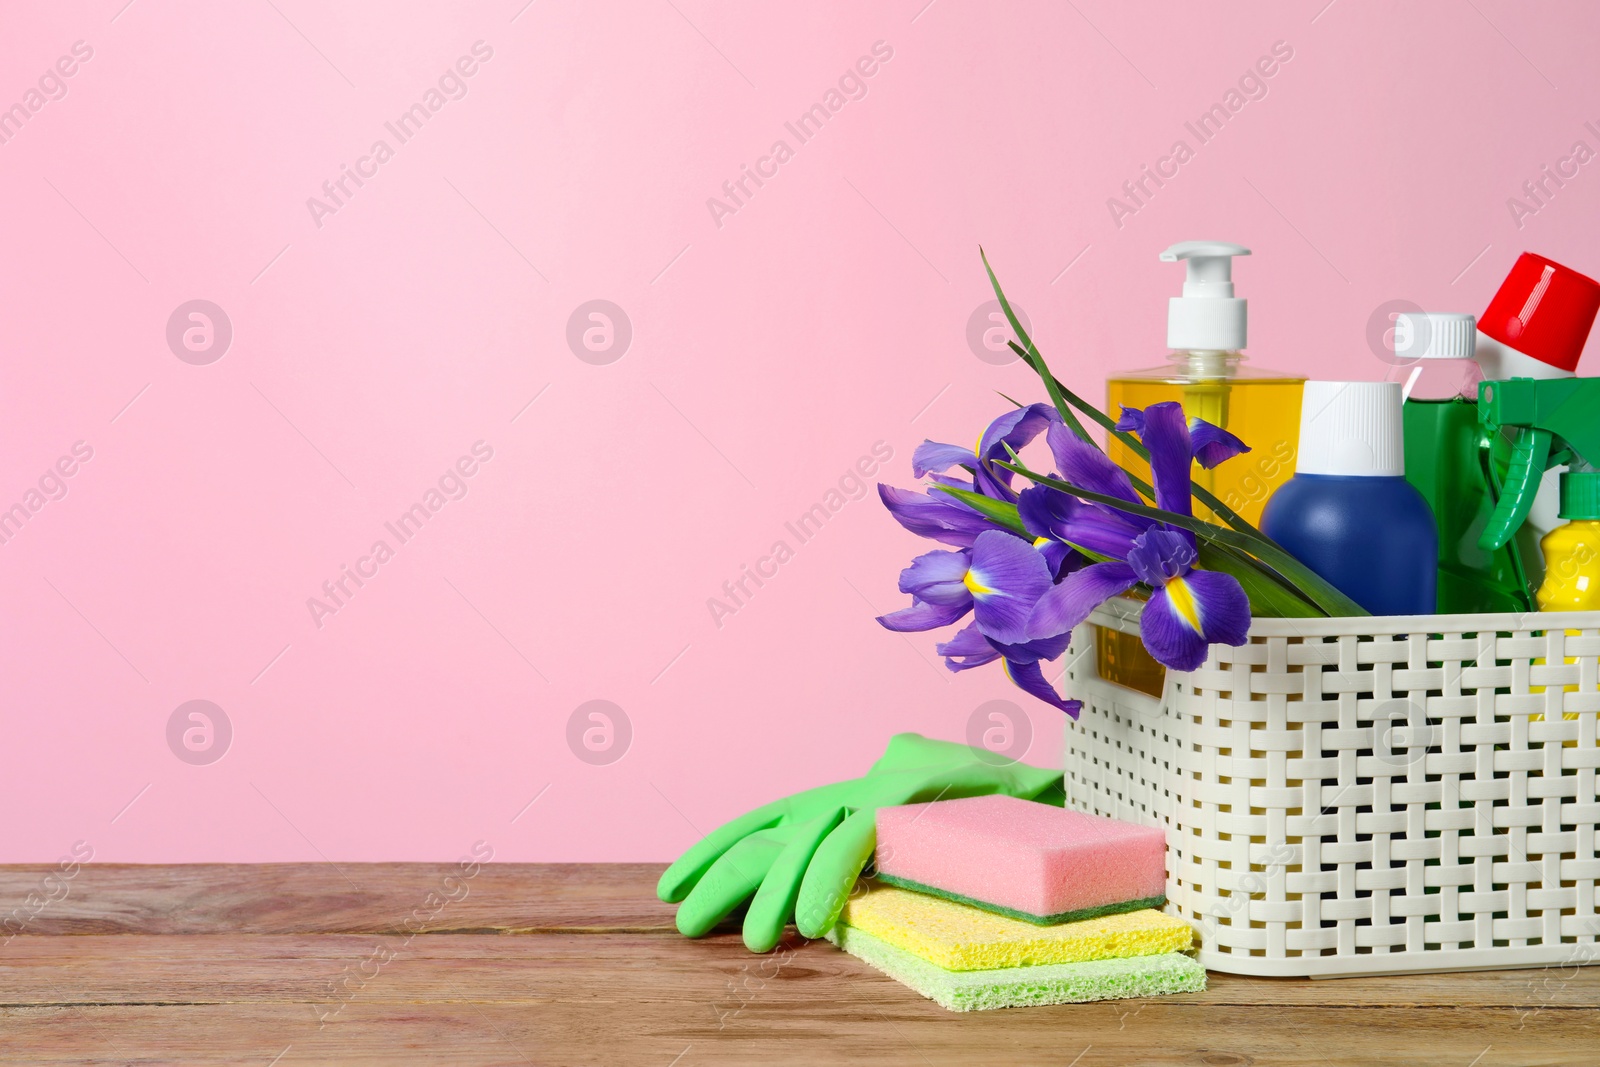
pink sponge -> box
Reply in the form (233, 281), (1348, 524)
(874, 795), (1167, 925)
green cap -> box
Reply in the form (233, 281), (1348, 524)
(1560, 471), (1600, 520)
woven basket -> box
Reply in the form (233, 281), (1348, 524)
(1063, 596), (1600, 978)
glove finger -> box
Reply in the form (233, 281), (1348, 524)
(674, 829), (787, 938)
(657, 805), (782, 904)
(742, 808), (845, 953)
(794, 809), (877, 939)
(656, 778), (864, 903)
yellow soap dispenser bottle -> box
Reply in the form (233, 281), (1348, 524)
(1107, 241), (1305, 526)
(1098, 242), (1304, 698)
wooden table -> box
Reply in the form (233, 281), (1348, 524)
(0, 864), (1593, 1065)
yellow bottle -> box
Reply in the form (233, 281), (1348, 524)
(1537, 520), (1600, 611)
(1106, 241), (1305, 527)
(1533, 473), (1600, 735)
(1099, 242), (1303, 695)
(1536, 470), (1600, 611)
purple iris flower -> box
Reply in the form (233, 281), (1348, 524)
(875, 529), (1082, 715)
(1024, 402), (1251, 672)
(877, 531), (1052, 644)
(872, 399), (1248, 714)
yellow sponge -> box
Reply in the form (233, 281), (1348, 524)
(838, 881), (1193, 972)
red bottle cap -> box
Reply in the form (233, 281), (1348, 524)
(1479, 252), (1600, 373)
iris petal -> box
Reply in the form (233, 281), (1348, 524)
(1188, 417), (1250, 470)
(1125, 527), (1198, 587)
(1002, 658), (1083, 718)
(935, 622), (1002, 672)
(1017, 485), (1074, 541)
(1045, 422), (1142, 505)
(1136, 583), (1211, 671)
(877, 484), (998, 547)
(913, 440), (979, 478)
(991, 629), (1074, 665)
(973, 464), (1020, 503)
(1183, 568), (1252, 647)
(965, 530), (1054, 644)
(898, 549), (972, 606)
(1018, 485), (1153, 558)
(1115, 406), (1146, 434)
(1138, 402), (1196, 518)
(1037, 539), (1078, 579)
(1137, 570), (1250, 670)
(978, 404), (1058, 466)
(876, 598), (973, 633)
(974, 404), (1059, 499)
(1026, 560), (1140, 641)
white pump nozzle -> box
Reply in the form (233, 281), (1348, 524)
(1160, 240), (1251, 351)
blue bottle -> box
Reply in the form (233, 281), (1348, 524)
(1261, 381), (1437, 616)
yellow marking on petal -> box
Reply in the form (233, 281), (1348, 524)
(963, 569), (993, 597)
(1165, 575), (1203, 633)
(1033, 537), (1053, 550)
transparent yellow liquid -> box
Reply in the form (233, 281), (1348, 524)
(1105, 367), (1304, 527)
(1095, 361), (1302, 696)
(1095, 625), (1167, 698)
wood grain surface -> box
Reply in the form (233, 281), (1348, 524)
(0, 863), (1594, 1065)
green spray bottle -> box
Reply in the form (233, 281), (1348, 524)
(1480, 379), (1600, 731)
(1477, 377), (1600, 574)
(1475, 253), (1600, 591)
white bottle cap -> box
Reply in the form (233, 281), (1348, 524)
(1296, 381), (1405, 477)
(1392, 312), (1476, 360)
(1161, 240), (1250, 351)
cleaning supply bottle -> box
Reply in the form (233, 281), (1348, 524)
(1476, 377), (1600, 719)
(1260, 381), (1437, 616)
(1531, 477), (1600, 729)
(1476, 376), (1600, 562)
(1107, 241), (1305, 527)
(1101, 241), (1303, 696)
(1396, 313), (1531, 613)
(1535, 471), (1600, 612)
(1475, 253), (1600, 589)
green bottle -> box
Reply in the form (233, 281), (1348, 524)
(1397, 313), (1532, 613)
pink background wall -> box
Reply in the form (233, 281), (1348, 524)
(4, 0), (1600, 862)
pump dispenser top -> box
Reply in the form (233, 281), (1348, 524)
(1161, 240), (1250, 351)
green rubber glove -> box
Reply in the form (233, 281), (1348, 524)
(656, 733), (1063, 952)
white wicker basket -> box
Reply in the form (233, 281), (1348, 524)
(1063, 596), (1600, 978)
